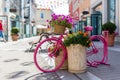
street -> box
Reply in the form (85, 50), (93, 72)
(0, 36), (120, 80)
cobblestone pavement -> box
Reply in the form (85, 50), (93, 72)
(0, 36), (120, 80)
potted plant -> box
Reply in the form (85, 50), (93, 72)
(48, 44), (68, 70)
(47, 13), (73, 34)
(63, 31), (91, 73)
(11, 27), (19, 41)
(102, 22), (117, 46)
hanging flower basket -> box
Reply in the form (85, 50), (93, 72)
(47, 13), (73, 34)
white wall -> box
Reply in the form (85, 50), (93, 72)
(36, 9), (53, 26)
(0, 0), (3, 15)
(102, 0), (108, 24)
(90, 0), (98, 5)
(116, 0), (120, 41)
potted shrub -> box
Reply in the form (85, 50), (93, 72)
(102, 22), (116, 46)
(63, 31), (91, 73)
(11, 27), (19, 41)
(47, 13), (73, 34)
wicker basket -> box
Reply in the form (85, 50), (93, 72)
(54, 25), (65, 34)
(55, 51), (68, 69)
(67, 44), (87, 73)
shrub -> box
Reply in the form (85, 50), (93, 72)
(11, 27), (19, 35)
(102, 22), (116, 34)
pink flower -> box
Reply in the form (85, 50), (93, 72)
(47, 13), (74, 28)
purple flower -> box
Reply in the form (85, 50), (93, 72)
(62, 15), (65, 20)
(46, 19), (49, 22)
(47, 13), (75, 28)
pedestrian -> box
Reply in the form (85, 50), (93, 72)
(0, 20), (6, 42)
(0, 20), (3, 37)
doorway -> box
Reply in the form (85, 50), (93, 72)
(91, 14), (102, 35)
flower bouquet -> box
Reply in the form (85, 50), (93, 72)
(47, 13), (73, 34)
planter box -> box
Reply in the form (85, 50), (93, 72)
(67, 44), (87, 73)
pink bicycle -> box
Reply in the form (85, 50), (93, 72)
(34, 26), (108, 72)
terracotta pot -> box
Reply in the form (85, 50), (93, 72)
(11, 34), (19, 41)
(108, 33), (115, 46)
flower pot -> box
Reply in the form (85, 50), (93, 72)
(54, 25), (65, 34)
(11, 34), (19, 41)
(108, 33), (115, 46)
(55, 51), (68, 69)
(67, 44), (87, 73)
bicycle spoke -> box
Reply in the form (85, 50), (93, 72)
(34, 38), (66, 72)
(87, 36), (108, 67)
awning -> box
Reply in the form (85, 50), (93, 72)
(36, 25), (47, 29)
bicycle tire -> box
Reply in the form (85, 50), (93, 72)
(87, 35), (108, 66)
(34, 37), (67, 72)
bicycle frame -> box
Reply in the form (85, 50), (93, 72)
(87, 34), (108, 67)
(84, 26), (109, 67)
(48, 35), (65, 57)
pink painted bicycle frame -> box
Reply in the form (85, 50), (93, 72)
(49, 35), (67, 59)
(34, 34), (68, 72)
(85, 26), (109, 67)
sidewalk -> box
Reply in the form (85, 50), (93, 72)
(0, 36), (40, 50)
(0, 37), (120, 80)
(108, 41), (120, 52)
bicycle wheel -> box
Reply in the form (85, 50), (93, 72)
(34, 38), (67, 72)
(87, 35), (108, 66)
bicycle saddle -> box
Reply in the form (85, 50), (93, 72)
(84, 26), (93, 31)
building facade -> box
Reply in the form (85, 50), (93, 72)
(90, 0), (120, 42)
(23, 0), (37, 38)
(1, 0), (9, 41)
(0, 0), (37, 41)
(36, 9), (53, 34)
(68, 0), (120, 42)
(68, 0), (90, 32)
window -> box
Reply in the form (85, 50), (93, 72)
(4, 7), (7, 12)
(41, 13), (44, 18)
(108, 0), (116, 23)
